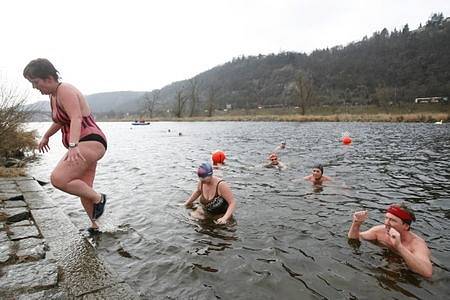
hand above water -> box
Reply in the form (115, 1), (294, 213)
(387, 227), (401, 249)
(64, 147), (86, 163)
(215, 216), (228, 224)
(353, 210), (368, 224)
(38, 137), (50, 153)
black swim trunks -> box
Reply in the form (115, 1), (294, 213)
(79, 134), (107, 150)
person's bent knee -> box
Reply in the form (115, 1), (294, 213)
(50, 171), (65, 190)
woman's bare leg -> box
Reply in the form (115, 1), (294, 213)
(50, 141), (105, 222)
(79, 162), (98, 228)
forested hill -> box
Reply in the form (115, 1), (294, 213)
(173, 13), (449, 110)
(27, 13), (450, 117)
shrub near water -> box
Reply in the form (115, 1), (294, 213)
(0, 84), (37, 175)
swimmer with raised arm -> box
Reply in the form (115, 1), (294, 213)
(348, 203), (432, 278)
(184, 162), (236, 224)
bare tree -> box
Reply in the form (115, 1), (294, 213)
(173, 89), (188, 118)
(0, 84), (29, 139)
(188, 78), (199, 117)
(0, 84), (36, 158)
(206, 86), (218, 117)
(143, 89), (160, 119)
(293, 72), (314, 115)
(373, 84), (395, 113)
(250, 79), (264, 107)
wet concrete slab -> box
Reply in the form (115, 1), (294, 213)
(0, 259), (58, 292)
(0, 177), (139, 299)
(4, 200), (27, 207)
(0, 230), (8, 242)
(16, 237), (46, 261)
(0, 240), (11, 263)
(0, 192), (22, 200)
(0, 182), (18, 190)
(16, 179), (43, 192)
(4, 207), (30, 223)
(9, 219), (34, 227)
(8, 225), (40, 240)
(23, 190), (57, 209)
(16, 289), (66, 300)
(32, 207), (131, 297)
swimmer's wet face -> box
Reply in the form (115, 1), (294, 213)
(385, 204), (415, 231)
(312, 168), (322, 179)
(199, 175), (212, 183)
(384, 212), (407, 233)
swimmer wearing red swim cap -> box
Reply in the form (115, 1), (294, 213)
(348, 203), (432, 278)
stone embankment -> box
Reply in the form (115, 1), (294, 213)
(0, 177), (139, 299)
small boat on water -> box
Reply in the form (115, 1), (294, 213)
(132, 120), (150, 125)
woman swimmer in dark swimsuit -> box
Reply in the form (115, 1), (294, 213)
(184, 162), (236, 224)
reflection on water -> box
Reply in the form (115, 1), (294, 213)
(27, 122), (450, 299)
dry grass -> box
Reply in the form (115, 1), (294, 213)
(121, 112), (449, 123)
(0, 167), (26, 177)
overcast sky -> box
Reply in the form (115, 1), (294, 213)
(1, 0), (449, 103)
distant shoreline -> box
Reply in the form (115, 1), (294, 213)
(101, 112), (448, 123)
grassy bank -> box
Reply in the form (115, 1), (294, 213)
(110, 111), (448, 123)
(101, 104), (449, 123)
(0, 167), (26, 177)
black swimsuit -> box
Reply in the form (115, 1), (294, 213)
(201, 180), (229, 215)
(79, 134), (107, 150)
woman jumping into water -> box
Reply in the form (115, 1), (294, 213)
(23, 58), (107, 233)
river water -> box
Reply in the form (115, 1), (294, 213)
(27, 121), (450, 299)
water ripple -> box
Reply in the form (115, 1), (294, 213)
(27, 121), (450, 299)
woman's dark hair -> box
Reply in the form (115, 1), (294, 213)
(313, 164), (324, 174)
(23, 58), (59, 80)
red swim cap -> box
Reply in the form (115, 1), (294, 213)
(212, 150), (226, 165)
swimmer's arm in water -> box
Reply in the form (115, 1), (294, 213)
(215, 182), (236, 224)
(396, 235), (433, 278)
(184, 181), (202, 208)
(322, 175), (332, 182)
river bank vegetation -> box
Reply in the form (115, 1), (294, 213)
(112, 103), (449, 123)
(0, 84), (37, 176)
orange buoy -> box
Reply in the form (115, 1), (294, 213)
(212, 150), (226, 165)
(342, 136), (352, 145)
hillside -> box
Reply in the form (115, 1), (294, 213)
(28, 13), (449, 119)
